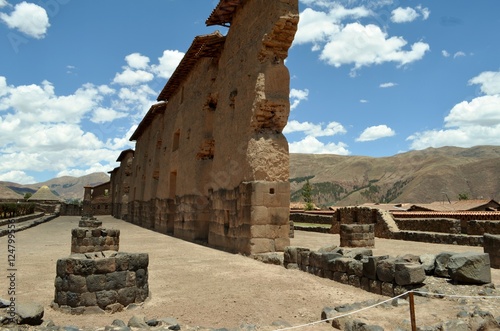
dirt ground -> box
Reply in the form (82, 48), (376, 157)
(1, 215), (499, 330)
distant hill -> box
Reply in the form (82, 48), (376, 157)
(290, 145), (500, 208)
(0, 172), (110, 201)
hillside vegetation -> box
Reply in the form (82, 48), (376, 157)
(290, 145), (500, 208)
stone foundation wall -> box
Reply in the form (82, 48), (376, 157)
(284, 247), (425, 297)
(340, 224), (375, 248)
(289, 213), (333, 224)
(208, 181), (290, 255)
(71, 228), (120, 254)
(395, 218), (461, 234)
(484, 233), (500, 268)
(54, 252), (149, 313)
(468, 220), (500, 236)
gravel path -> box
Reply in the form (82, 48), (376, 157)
(1, 215), (499, 330)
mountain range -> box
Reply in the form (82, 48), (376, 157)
(290, 145), (500, 207)
(1, 146), (499, 206)
(0, 172), (110, 201)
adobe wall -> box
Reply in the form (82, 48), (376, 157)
(112, 0), (299, 255)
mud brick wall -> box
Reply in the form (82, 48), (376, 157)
(71, 228), (120, 254)
(394, 218), (461, 234)
(340, 224), (375, 248)
(54, 252), (149, 312)
(484, 234), (500, 268)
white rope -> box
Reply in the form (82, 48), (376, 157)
(273, 289), (500, 331)
(272, 291), (412, 331)
(412, 290), (500, 299)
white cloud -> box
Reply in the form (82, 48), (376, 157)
(391, 7), (419, 23)
(0, 170), (36, 184)
(407, 71), (500, 150)
(319, 23), (430, 73)
(469, 71), (500, 95)
(356, 125), (395, 142)
(0, 0), (9, 9)
(284, 120), (346, 137)
(442, 50), (450, 57)
(379, 82), (397, 88)
(445, 95), (500, 127)
(454, 51), (466, 58)
(0, 47), (185, 183)
(289, 135), (350, 154)
(391, 6), (429, 23)
(0, 1), (50, 39)
(290, 88), (309, 110)
(125, 53), (150, 69)
(91, 107), (128, 124)
(113, 68), (154, 86)
(360, 99), (368, 103)
(152, 50), (185, 79)
(0, 79), (106, 124)
(417, 5), (430, 20)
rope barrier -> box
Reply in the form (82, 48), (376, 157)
(272, 290), (500, 331)
(412, 290), (500, 299)
(273, 291), (411, 331)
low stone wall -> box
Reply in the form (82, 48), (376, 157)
(484, 233), (500, 268)
(289, 213), (332, 225)
(284, 246), (425, 297)
(394, 231), (483, 246)
(468, 220), (500, 236)
(71, 228), (120, 254)
(340, 224), (374, 247)
(394, 218), (461, 234)
(54, 252), (149, 313)
(284, 246), (491, 297)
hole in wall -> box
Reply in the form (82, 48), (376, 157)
(269, 188), (275, 194)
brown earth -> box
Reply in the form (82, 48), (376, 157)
(1, 216), (500, 330)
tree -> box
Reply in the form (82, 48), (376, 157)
(302, 179), (314, 211)
(24, 192), (32, 200)
(458, 193), (469, 201)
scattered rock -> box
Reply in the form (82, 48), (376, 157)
(447, 252), (491, 284)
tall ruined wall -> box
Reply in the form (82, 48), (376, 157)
(117, 0), (299, 255)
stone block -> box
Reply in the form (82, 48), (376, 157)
(250, 238), (275, 254)
(348, 275), (361, 288)
(106, 271), (128, 290)
(448, 252), (491, 284)
(299, 250), (310, 267)
(376, 258), (397, 282)
(360, 277), (370, 292)
(419, 254), (436, 275)
(435, 252), (455, 277)
(274, 237), (290, 252)
(250, 206), (269, 225)
(250, 224), (288, 239)
(86, 274), (107, 292)
(394, 263), (426, 286)
(117, 287), (137, 306)
(343, 248), (373, 260)
(80, 292), (97, 306)
(68, 274), (87, 293)
(96, 290), (118, 309)
(347, 259), (364, 277)
(381, 282), (394, 297)
(484, 233), (500, 269)
(95, 258), (116, 274)
(334, 257), (353, 273)
(363, 255), (388, 280)
(368, 279), (381, 294)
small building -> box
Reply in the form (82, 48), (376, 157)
(83, 182), (111, 216)
(408, 199), (500, 212)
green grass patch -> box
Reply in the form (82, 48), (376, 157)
(293, 222), (331, 229)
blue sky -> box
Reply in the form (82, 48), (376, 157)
(1, 0), (500, 184)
